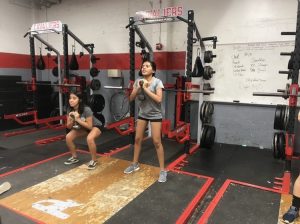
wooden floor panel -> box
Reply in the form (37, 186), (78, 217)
(0, 157), (160, 224)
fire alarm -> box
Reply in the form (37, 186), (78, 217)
(156, 43), (163, 50)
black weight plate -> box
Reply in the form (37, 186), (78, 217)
(204, 102), (214, 123)
(283, 106), (289, 130)
(274, 105), (281, 129)
(209, 102), (214, 115)
(90, 79), (101, 90)
(200, 102), (205, 122)
(200, 125), (209, 147)
(204, 51), (213, 63)
(278, 132), (286, 160)
(202, 125), (216, 148)
(203, 102), (209, 122)
(200, 101), (207, 122)
(90, 67), (99, 77)
(52, 67), (58, 77)
(274, 105), (285, 130)
(206, 125), (216, 148)
(203, 102), (211, 123)
(90, 94), (105, 113)
(273, 133), (279, 159)
(279, 105), (285, 130)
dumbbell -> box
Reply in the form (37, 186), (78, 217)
(70, 114), (80, 129)
(138, 80), (146, 101)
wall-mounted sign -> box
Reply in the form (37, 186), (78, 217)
(31, 20), (62, 34)
(135, 6), (185, 22)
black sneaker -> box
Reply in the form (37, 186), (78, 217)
(64, 156), (79, 165)
(87, 160), (97, 170)
(282, 206), (299, 223)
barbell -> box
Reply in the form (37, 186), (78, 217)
(103, 85), (214, 94)
(253, 83), (298, 99)
(17, 81), (80, 87)
(163, 89), (214, 94)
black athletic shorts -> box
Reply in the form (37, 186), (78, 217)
(138, 116), (162, 122)
(94, 125), (105, 132)
(67, 126), (104, 133)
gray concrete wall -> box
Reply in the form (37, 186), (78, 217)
(190, 102), (276, 149)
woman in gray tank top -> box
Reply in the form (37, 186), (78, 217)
(64, 91), (103, 170)
(123, 60), (167, 183)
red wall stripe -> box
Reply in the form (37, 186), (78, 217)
(0, 51), (186, 70)
(0, 52), (31, 69)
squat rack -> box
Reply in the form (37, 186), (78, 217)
(127, 9), (215, 151)
(253, 1), (300, 184)
(25, 21), (95, 111)
(4, 21), (95, 138)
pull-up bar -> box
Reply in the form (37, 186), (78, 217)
(65, 28), (94, 54)
(33, 35), (60, 56)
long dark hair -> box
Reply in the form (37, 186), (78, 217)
(139, 60), (157, 76)
(68, 90), (85, 114)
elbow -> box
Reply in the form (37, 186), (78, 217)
(157, 96), (163, 103)
(129, 94), (135, 102)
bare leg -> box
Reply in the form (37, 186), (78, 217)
(133, 119), (148, 164)
(151, 121), (165, 170)
(66, 129), (87, 157)
(86, 127), (101, 161)
(294, 175), (300, 197)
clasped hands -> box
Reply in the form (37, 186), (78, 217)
(69, 111), (80, 122)
(139, 79), (150, 89)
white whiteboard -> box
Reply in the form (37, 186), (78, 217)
(202, 41), (295, 105)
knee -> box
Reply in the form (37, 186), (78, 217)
(66, 133), (74, 143)
(153, 140), (162, 149)
(135, 136), (143, 145)
(86, 135), (95, 144)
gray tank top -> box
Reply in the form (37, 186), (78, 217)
(135, 77), (164, 119)
(68, 106), (102, 129)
